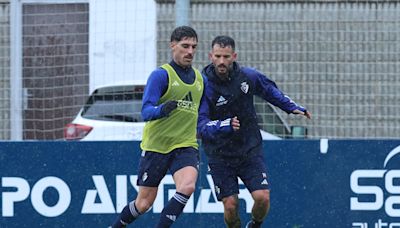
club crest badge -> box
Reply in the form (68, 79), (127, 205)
(195, 81), (202, 91)
(215, 185), (221, 194)
(240, 82), (249, 94)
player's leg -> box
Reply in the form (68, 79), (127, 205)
(208, 158), (241, 228)
(155, 147), (199, 228)
(222, 195), (241, 228)
(173, 165), (197, 196)
(112, 186), (158, 228)
(245, 189), (270, 228)
(155, 166), (197, 228)
(239, 146), (270, 228)
(112, 150), (169, 227)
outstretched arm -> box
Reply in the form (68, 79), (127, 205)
(292, 109), (312, 119)
(245, 67), (311, 119)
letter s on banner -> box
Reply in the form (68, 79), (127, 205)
(350, 170), (385, 211)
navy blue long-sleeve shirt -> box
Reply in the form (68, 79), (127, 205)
(197, 62), (306, 159)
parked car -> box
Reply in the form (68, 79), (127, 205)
(64, 82), (299, 141)
(64, 82), (145, 140)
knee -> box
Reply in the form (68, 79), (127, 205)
(177, 181), (196, 195)
(174, 167), (197, 195)
(134, 199), (153, 213)
(253, 190), (270, 206)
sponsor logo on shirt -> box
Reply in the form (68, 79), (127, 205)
(178, 91), (197, 111)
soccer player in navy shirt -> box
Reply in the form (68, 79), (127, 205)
(112, 26), (206, 228)
(197, 35), (311, 228)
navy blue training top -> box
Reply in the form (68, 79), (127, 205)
(197, 62), (307, 160)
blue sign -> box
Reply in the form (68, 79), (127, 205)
(1, 140), (400, 227)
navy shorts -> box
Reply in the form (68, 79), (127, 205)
(137, 147), (199, 187)
(208, 146), (270, 201)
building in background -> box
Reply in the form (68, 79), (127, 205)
(1, 0), (156, 140)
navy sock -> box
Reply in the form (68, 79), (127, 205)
(156, 192), (190, 228)
(112, 201), (141, 228)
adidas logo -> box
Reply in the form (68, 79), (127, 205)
(172, 81), (179, 86)
(216, 96), (228, 106)
(261, 179), (268, 185)
(217, 96), (226, 102)
(166, 215), (177, 221)
(183, 92), (193, 102)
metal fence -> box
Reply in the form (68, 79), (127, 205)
(157, 0), (400, 139)
(0, 2), (10, 140)
(1, 0), (399, 140)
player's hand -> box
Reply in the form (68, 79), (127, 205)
(231, 116), (240, 131)
(161, 100), (178, 115)
(293, 109), (311, 119)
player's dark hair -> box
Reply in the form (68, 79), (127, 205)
(211, 35), (235, 51)
(170, 26), (198, 42)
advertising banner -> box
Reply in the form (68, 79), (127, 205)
(1, 140), (399, 227)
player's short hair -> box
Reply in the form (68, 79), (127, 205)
(170, 26), (198, 42)
(211, 35), (235, 51)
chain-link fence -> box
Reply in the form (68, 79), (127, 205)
(1, 0), (399, 140)
(157, 0), (400, 139)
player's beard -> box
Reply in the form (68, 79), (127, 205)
(216, 64), (230, 80)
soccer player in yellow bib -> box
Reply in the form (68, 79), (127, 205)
(112, 26), (206, 228)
